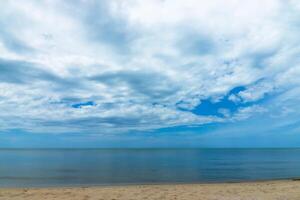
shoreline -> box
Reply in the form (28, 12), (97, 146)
(1, 179), (300, 200)
(1, 177), (299, 189)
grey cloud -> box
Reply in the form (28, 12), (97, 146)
(0, 59), (46, 84)
(0, 30), (34, 55)
(37, 116), (149, 133)
(177, 32), (215, 56)
(0, 58), (84, 91)
(246, 48), (279, 69)
(90, 70), (179, 99)
(61, 0), (136, 54)
(0, 13), (35, 55)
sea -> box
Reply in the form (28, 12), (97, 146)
(1, 148), (300, 187)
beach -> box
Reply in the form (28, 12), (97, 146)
(1, 180), (300, 200)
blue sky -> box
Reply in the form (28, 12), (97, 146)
(1, 0), (300, 148)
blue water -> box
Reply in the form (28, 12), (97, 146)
(1, 148), (300, 187)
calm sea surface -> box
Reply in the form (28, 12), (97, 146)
(1, 148), (300, 187)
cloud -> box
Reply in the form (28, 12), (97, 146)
(0, 28), (34, 55)
(0, 0), (300, 134)
(89, 69), (180, 100)
(0, 58), (61, 84)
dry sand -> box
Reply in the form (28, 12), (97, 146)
(1, 180), (300, 200)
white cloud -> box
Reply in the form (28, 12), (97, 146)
(0, 0), (300, 133)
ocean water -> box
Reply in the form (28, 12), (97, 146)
(1, 148), (300, 187)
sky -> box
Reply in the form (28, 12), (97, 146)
(1, 0), (300, 148)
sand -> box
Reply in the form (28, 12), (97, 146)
(1, 180), (300, 200)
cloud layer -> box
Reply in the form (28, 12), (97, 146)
(0, 0), (300, 134)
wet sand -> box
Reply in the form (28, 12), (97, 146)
(1, 180), (300, 200)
